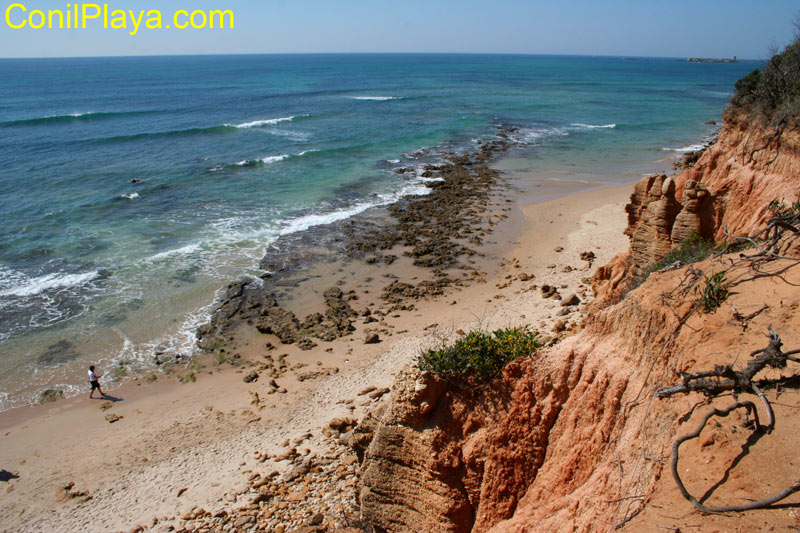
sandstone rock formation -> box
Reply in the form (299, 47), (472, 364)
(594, 109), (800, 304)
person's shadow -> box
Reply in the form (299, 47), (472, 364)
(96, 394), (123, 402)
(0, 470), (20, 482)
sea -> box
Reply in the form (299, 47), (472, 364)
(0, 54), (758, 410)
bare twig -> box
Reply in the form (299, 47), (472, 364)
(656, 329), (800, 513)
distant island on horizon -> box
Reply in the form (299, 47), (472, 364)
(687, 56), (738, 63)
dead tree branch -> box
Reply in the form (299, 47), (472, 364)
(656, 329), (800, 513)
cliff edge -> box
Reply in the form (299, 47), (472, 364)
(351, 110), (800, 531)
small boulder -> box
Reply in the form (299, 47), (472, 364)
(364, 333), (381, 344)
(540, 285), (559, 299)
(297, 338), (317, 351)
(560, 293), (581, 307)
(243, 371), (259, 383)
(328, 417), (358, 432)
(105, 414), (123, 424)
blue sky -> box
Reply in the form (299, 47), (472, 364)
(0, 0), (797, 58)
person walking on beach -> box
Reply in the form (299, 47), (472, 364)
(88, 365), (104, 399)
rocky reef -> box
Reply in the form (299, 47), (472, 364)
(197, 132), (515, 351)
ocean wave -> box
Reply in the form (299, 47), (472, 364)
(278, 180), (432, 237)
(0, 110), (156, 127)
(571, 123), (617, 129)
(511, 126), (570, 144)
(98, 114), (310, 144)
(233, 154), (290, 167)
(349, 96), (402, 101)
(144, 243), (202, 263)
(0, 270), (100, 298)
(121, 192), (139, 200)
(212, 149), (317, 171)
(662, 143), (706, 153)
(227, 114), (308, 129)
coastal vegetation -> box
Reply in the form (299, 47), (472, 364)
(417, 326), (540, 383)
(731, 26), (800, 124)
(695, 270), (729, 313)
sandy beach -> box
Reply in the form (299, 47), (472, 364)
(0, 179), (633, 532)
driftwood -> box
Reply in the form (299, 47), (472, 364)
(656, 328), (800, 513)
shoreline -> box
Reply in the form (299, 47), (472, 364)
(0, 123), (690, 414)
(0, 175), (635, 531)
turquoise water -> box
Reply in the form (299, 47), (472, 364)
(0, 54), (757, 409)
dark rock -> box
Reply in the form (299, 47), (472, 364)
(243, 371), (259, 383)
(364, 333), (381, 345)
(297, 338), (318, 351)
(38, 389), (63, 405)
(541, 285), (559, 299)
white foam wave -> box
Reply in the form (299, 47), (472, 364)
(514, 126), (569, 144)
(278, 180), (432, 237)
(387, 159), (400, 164)
(229, 115), (304, 129)
(234, 154), (289, 166)
(350, 96), (401, 101)
(0, 270), (99, 298)
(662, 143), (706, 153)
(145, 243), (202, 263)
(297, 149), (319, 156)
(121, 192), (139, 199)
(572, 123), (616, 129)
(279, 203), (382, 236)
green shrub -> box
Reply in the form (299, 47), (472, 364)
(731, 69), (763, 108)
(660, 231), (715, 268)
(730, 32), (800, 125)
(628, 232), (716, 292)
(417, 326), (540, 383)
(696, 270), (729, 313)
(768, 199), (800, 217)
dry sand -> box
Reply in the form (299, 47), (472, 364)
(0, 182), (633, 532)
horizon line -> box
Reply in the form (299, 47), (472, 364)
(0, 51), (762, 62)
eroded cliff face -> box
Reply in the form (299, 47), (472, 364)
(353, 277), (681, 532)
(594, 110), (800, 304)
(352, 113), (800, 532)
